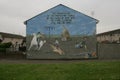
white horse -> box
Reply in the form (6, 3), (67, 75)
(28, 33), (46, 50)
(38, 40), (46, 50)
(28, 33), (37, 50)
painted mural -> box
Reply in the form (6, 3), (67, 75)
(25, 4), (98, 59)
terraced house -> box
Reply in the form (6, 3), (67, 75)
(97, 29), (120, 43)
(0, 32), (24, 45)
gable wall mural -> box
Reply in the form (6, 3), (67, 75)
(25, 4), (99, 59)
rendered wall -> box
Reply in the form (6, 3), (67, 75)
(98, 44), (120, 59)
(25, 4), (98, 59)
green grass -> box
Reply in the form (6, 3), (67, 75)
(0, 61), (120, 80)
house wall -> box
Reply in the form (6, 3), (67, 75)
(97, 31), (120, 43)
(2, 38), (23, 45)
(25, 4), (97, 59)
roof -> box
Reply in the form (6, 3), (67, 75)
(0, 32), (24, 39)
(24, 4), (99, 25)
(97, 29), (120, 36)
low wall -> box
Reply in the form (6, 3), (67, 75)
(98, 44), (120, 59)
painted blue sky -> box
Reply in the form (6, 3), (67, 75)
(26, 4), (96, 35)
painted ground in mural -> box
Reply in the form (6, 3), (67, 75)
(26, 32), (97, 59)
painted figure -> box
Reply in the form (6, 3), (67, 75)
(61, 25), (70, 41)
(50, 44), (64, 55)
(28, 32), (46, 50)
(54, 39), (59, 48)
(81, 37), (87, 49)
(38, 40), (46, 50)
(75, 37), (88, 50)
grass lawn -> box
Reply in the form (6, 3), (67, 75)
(0, 61), (120, 80)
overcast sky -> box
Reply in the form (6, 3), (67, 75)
(0, 0), (120, 36)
